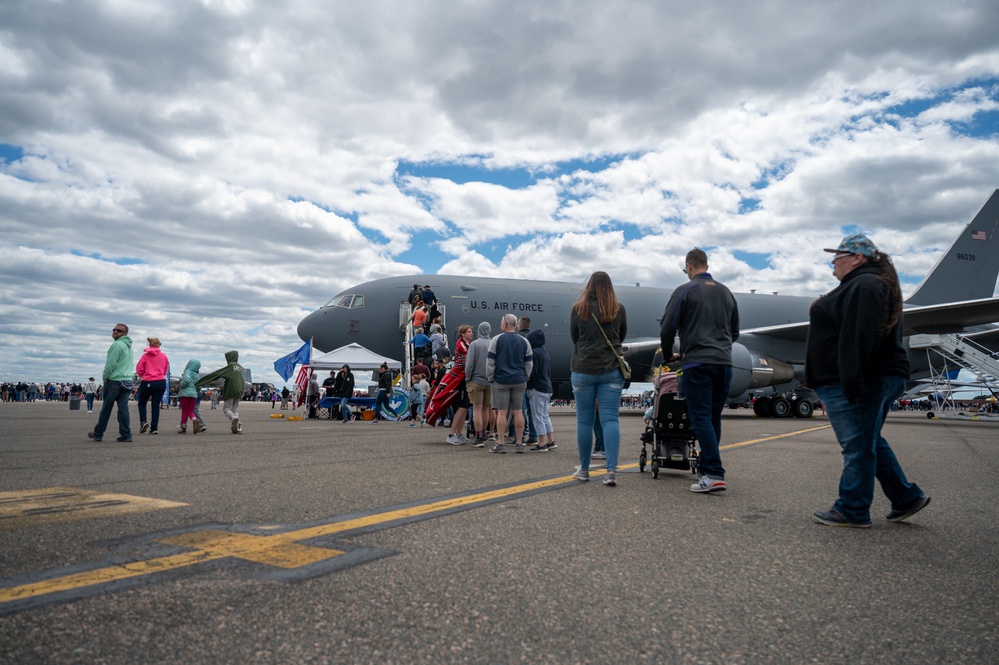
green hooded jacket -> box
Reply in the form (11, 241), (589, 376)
(195, 350), (246, 399)
(104, 335), (134, 382)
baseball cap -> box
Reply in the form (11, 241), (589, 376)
(823, 233), (879, 258)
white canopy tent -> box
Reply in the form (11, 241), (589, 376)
(308, 343), (402, 373)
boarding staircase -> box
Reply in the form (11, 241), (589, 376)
(908, 333), (999, 420)
(398, 300), (447, 388)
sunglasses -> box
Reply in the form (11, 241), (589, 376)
(112, 328), (126, 333)
(831, 253), (854, 263)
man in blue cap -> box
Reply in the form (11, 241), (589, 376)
(805, 233), (930, 528)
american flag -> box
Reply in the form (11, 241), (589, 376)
(294, 364), (310, 407)
(972, 230), (987, 241)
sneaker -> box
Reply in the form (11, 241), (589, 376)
(515, 443), (526, 453)
(572, 469), (590, 481)
(489, 443), (506, 454)
(87, 432), (102, 442)
(150, 430), (158, 435)
(177, 426), (186, 434)
(409, 423), (416, 428)
(528, 443), (548, 453)
(603, 472), (617, 486)
(690, 476), (727, 493)
(812, 508), (871, 529)
(231, 418), (239, 434)
(546, 441), (558, 450)
(471, 438), (487, 448)
(87, 410), (92, 413)
(487, 432), (497, 441)
(886, 495), (931, 523)
(116, 436), (133, 442)
(591, 450), (606, 460)
(236, 422), (242, 434)
(448, 435), (465, 446)
(192, 422), (202, 434)
(140, 422), (149, 434)
(526, 439), (538, 444)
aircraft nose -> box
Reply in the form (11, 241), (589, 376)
(297, 309), (328, 346)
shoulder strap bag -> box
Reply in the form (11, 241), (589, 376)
(591, 313), (632, 382)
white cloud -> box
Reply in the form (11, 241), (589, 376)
(1, 0), (999, 384)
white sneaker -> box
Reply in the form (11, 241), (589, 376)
(447, 434), (465, 446)
(690, 476), (726, 493)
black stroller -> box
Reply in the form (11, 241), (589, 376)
(639, 371), (699, 478)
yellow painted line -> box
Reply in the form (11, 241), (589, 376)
(0, 423), (828, 607)
(719, 424), (831, 450)
(0, 487), (188, 531)
(0, 550), (225, 603)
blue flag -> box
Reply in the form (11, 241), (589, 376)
(274, 341), (311, 381)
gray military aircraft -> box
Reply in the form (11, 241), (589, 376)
(298, 190), (999, 412)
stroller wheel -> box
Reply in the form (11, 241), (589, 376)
(639, 450), (647, 472)
(651, 460), (660, 479)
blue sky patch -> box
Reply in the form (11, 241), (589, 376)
(70, 249), (145, 265)
(739, 197), (761, 213)
(732, 250), (771, 270)
(0, 144), (24, 163)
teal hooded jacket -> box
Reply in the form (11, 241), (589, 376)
(178, 360), (202, 398)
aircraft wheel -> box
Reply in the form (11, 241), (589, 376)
(771, 396), (792, 418)
(793, 398), (814, 418)
(753, 396), (772, 418)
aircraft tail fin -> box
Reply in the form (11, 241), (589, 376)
(905, 190), (999, 306)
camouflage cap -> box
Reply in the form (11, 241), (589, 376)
(823, 233), (878, 258)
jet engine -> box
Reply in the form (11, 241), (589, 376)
(729, 343), (796, 398)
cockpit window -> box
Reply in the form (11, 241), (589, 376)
(324, 294), (364, 308)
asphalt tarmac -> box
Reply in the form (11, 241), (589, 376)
(0, 400), (996, 664)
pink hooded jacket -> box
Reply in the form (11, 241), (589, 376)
(135, 347), (170, 381)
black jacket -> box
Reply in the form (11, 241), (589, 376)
(570, 301), (628, 375)
(660, 273), (739, 367)
(804, 265), (909, 400)
(333, 370), (355, 398)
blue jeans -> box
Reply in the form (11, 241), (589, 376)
(682, 364), (732, 479)
(572, 369), (624, 472)
(340, 396), (353, 421)
(815, 375), (923, 524)
(85, 393), (95, 411)
(93, 380), (132, 440)
(136, 379), (167, 432)
(374, 388), (395, 420)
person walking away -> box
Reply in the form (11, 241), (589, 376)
(486, 314), (533, 453)
(135, 337), (170, 435)
(806, 234), (930, 528)
(570, 272), (627, 485)
(87, 323), (135, 442)
(446, 324), (474, 444)
(517, 317), (538, 444)
(373, 363), (397, 422)
(83, 377), (99, 413)
(526, 328), (556, 452)
(195, 350), (246, 434)
(335, 364), (355, 423)
(177, 359), (202, 434)
(660, 249), (739, 494)
(464, 321), (493, 447)
(307, 372), (320, 419)
(281, 386), (290, 410)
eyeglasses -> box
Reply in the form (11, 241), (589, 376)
(112, 328), (126, 333)
(831, 253), (854, 263)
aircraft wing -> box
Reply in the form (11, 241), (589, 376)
(902, 297), (999, 334)
(721, 296), (999, 343)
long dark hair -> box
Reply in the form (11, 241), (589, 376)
(868, 252), (903, 335)
(572, 271), (620, 323)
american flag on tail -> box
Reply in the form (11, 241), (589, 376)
(972, 230), (987, 241)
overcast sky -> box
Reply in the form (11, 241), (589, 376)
(2, 0), (999, 386)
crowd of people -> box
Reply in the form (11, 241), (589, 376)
(14, 238), (936, 528)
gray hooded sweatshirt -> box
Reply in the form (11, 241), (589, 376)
(464, 322), (492, 386)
